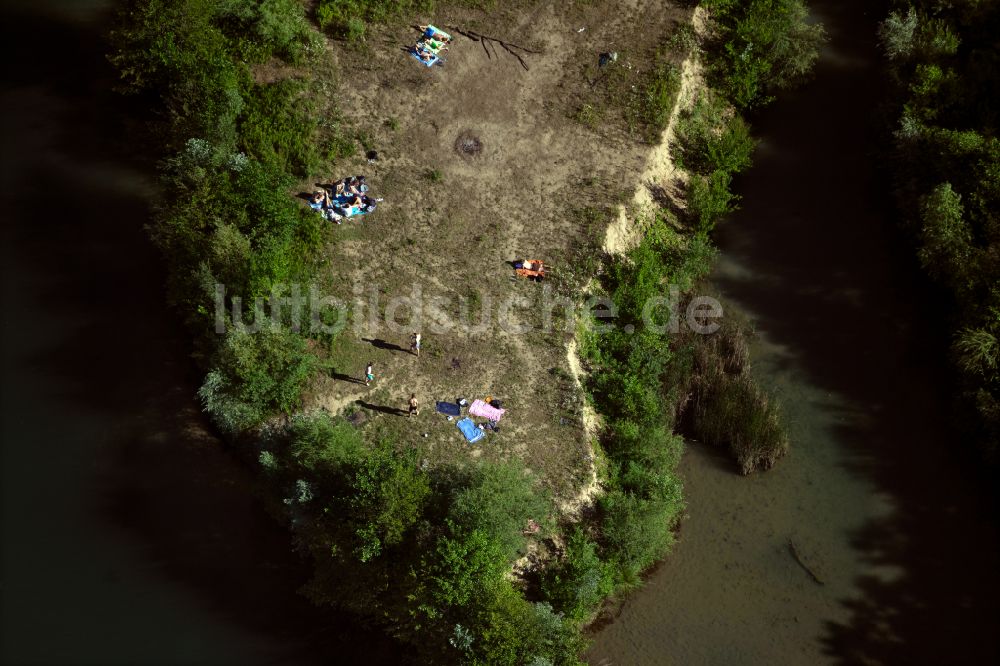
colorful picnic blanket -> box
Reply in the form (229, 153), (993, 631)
(331, 194), (376, 218)
(456, 417), (485, 443)
(469, 399), (505, 422)
(436, 401), (461, 417)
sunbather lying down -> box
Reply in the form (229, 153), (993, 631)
(420, 37), (449, 53)
(420, 25), (452, 42)
(309, 189), (331, 210)
(514, 259), (542, 272)
(413, 46), (437, 64)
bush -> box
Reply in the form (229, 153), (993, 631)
(287, 412), (366, 472)
(630, 63), (682, 142)
(917, 182), (973, 292)
(239, 79), (323, 177)
(541, 528), (613, 621)
(448, 461), (552, 558)
(198, 325), (318, 433)
(597, 489), (681, 579)
(879, 7), (918, 60)
(688, 170), (738, 232)
(218, 0), (318, 64)
(704, 0), (826, 109)
(349, 443), (430, 561)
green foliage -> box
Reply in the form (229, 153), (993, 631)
(109, 0), (246, 148)
(704, 0), (826, 109)
(420, 524), (508, 614)
(597, 489), (679, 578)
(199, 325), (318, 433)
(881, 0), (1000, 465)
(688, 171), (739, 232)
(217, 0), (321, 64)
(315, 0), (434, 40)
(917, 182), (972, 291)
(449, 461), (551, 559)
(239, 79), (324, 177)
(287, 412), (366, 472)
(675, 92), (753, 232)
(954, 327), (999, 379)
(541, 528), (612, 621)
(350, 443), (430, 560)
(879, 7), (918, 60)
(629, 62), (682, 143)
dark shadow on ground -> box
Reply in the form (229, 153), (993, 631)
(331, 371), (365, 385)
(355, 399), (408, 417)
(362, 337), (408, 353)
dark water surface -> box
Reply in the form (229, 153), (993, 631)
(587, 0), (1000, 664)
(0, 2), (399, 664)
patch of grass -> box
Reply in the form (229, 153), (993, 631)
(354, 129), (374, 151)
(425, 168), (444, 183)
(628, 61), (682, 143)
(573, 103), (603, 129)
(666, 22), (697, 55)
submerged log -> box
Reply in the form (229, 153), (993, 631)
(788, 539), (825, 585)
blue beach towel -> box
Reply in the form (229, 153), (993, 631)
(436, 401), (461, 417)
(456, 417), (485, 443)
(410, 48), (441, 67)
(331, 194), (376, 218)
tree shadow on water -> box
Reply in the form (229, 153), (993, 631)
(0, 7), (402, 664)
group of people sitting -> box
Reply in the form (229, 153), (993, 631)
(310, 175), (378, 223)
(412, 25), (452, 64)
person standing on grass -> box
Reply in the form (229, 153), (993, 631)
(410, 332), (421, 357)
(364, 361), (374, 387)
(408, 393), (419, 418)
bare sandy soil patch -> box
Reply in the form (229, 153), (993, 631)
(300, 0), (692, 504)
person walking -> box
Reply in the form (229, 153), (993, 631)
(410, 332), (421, 357)
(364, 361), (374, 387)
(408, 393), (419, 418)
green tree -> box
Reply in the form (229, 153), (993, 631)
(917, 182), (973, 290)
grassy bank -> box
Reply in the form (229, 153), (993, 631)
(878, 0), (1000, 466)
(109, 0), (817, 662)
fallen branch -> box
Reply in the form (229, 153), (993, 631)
(788, 540), (824, 585)
(447, 26), (541, 71)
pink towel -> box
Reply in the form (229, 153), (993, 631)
(469, 399), (505, 422)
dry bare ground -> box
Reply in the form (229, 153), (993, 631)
(298, 0), (696, 506)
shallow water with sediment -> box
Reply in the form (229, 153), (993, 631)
(587, 0), (1000, 663)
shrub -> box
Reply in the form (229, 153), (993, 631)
(954, 327), (999, 379)
(639, 63), (682, 141)
(879, 7), (918, 60)
(597, 489), (681, 579)
(917, 182), (973, 291)
(199, 325), (318, 433)
(541, 528), (613, 621)
(218, 0), (318, 64)
(705, 0), (826, 109)
(287, 412), (366, 472)
(238, 79), (323, 177)
(349, 443), (430, 561)
(448, 461), (551, 558)
(688, 170), (738, 232)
